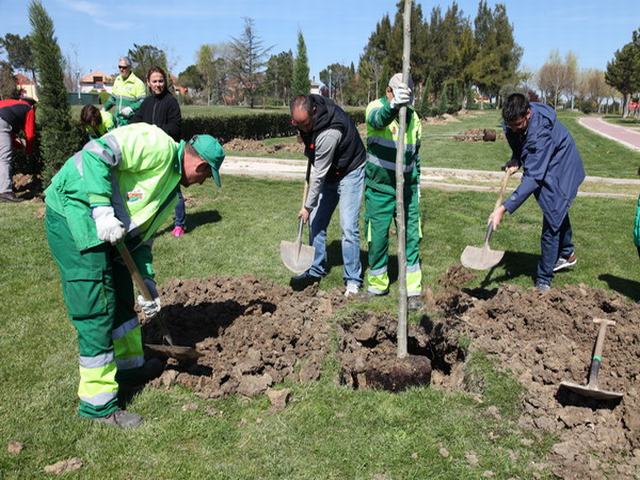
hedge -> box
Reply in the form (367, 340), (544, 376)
(181, 109), (366, 142)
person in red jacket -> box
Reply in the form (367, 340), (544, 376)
(0, 97), (36, 202)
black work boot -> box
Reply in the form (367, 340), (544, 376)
(93, 409), (143, 428)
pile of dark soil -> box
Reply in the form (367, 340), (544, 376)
(454, 128), (500, 142)
(146, 275), (343, 398)
(222, 138), (303, 155)
(435, 266), (640, 479)
(144, 270), (640, 478)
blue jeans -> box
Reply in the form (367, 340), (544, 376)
(308, 164), (364, 286)
(537, 213), (574, 286)
(174, 188), (186, 228)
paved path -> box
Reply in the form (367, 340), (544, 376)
(223, 156), (639, 199)
(578, 116), (640, 151)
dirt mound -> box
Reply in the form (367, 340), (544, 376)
(454, 128), (501, 142)
(222, 138), (303, 155)
(146, 275), (344, 398)
(441, 282), (640, 479)
(142, 273), (639, 478)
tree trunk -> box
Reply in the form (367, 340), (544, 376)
(395, 0), (412, 359)
(623, 93), (629, 118)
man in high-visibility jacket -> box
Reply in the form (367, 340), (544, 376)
(103, 57), (146, 127)
(45, 123), (225, 428)
(365, 73), (424, 310)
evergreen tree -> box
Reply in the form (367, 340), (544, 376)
(0, 61), (18, 99)
(29, 0), (81, 186)
(605, 30), (640, 117)
(437, 84), (449, 116)
(229, 17), (271, 108)
(292, 30), (310, 96)
(419, 76), (432, 117)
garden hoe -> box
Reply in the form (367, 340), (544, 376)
(280, 160), (315, 274)
(460, 166), (516, 270)
(559, 318), (623, 401)
(115, 242), (201, 363)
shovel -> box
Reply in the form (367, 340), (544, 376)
(115, 242), (201, 362)
(460, 167), (515, 270)
(280, 161), (315, 274)
(559, 318), (623, 400)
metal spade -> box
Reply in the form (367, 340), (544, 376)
(460, 167), (516, 270)
(280, 160), (315, 274)
(560, 318), (623, 401)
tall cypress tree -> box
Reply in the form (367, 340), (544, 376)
(292, 30), (310, 96)
(29, 0), (78, 186)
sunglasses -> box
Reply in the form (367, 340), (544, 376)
(118, 65), (129, 70)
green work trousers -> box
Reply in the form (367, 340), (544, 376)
(45, 208), (145, 418)
(365, 184), (422, 296)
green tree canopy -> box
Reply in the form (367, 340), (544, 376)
(127, 43), (168, 83)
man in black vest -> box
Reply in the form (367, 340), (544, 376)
(290, 94), (366, 297)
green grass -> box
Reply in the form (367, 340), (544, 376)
(422, 110), (640, 178)
(1, 175), (637, 478)
(603, 114), (640, 129)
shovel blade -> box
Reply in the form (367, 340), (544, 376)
(460, 245), (505, 270)
(144, 343), (202, 363)
(560, 381), (623, 400)
(280, 240), (315, 274)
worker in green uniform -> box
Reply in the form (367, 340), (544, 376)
(364, 73), (424, 310)
(45, 123), (224, 428)
(80, 104), (115, 139)
(102, 57), (146, 127)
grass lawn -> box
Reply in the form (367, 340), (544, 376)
(1, 174), (637, 479)
(603, 114), (640, 129)
(422, 110), (640, 179)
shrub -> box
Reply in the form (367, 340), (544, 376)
(181, 109), (365, 142)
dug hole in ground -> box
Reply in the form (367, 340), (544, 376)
(143, 267), (640, 480)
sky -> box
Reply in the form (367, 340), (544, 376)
(0, 0), (638, 83)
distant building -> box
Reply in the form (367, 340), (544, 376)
(169, 74), (188, 96)
(80, 71), (114, 93)
(310, 79), (320, 95)
(15, 73), (37, 100)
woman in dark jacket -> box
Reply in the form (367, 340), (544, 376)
(131, 66), (186, 237)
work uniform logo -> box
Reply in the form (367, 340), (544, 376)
(127, 188), (144, 203)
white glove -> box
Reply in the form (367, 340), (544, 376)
(120, 106), (134, 117)
(92, 206), (125, 244)
(137, 278), (161, 319)
(390, 82), (411, 109)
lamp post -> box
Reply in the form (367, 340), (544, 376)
(328, 67), (332, 100)
(76, 70), (81, 100)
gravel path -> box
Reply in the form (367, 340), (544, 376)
(222, 155), (639, 199)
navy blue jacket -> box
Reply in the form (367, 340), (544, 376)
(502, 103), (585, 231)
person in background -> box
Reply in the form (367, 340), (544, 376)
(80, 104), (114, 140)
(489, 93), (585, 292)
(130, 66), (186, 237)
(0, 96), (36, 202)
(44, 123), (225, 428)
(102, 57), (146, 127)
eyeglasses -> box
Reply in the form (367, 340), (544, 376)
(118, 65), (129, 70)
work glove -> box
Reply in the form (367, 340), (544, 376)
(137, 278), (161, 319)
(390, 82), (412, 109)
(120, 106), (134, 117)
(92, 206), (125, 244)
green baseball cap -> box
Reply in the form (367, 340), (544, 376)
(189, 135), (225, 187)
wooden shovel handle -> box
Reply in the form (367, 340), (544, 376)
(494, 166), (518, 210)
(115, 242), (153, 301)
